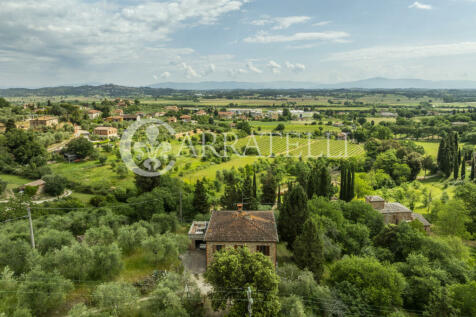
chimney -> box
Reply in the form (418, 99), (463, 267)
(237, 203), (243, 212)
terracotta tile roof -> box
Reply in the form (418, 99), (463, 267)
(204, 210), (278, 243)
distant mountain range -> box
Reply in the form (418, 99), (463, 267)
(150, 78), (476, 90)
(1, 78), (476, 97)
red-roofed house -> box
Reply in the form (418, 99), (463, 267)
(189, 204), (279, 267)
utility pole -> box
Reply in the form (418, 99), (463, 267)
(246, 286), (253, 317)
(27, 207), (35, 249)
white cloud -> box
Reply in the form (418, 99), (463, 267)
(244, 31), (350, 43)
(228, 68), (248, 77)
(181, 62), (200, 78)
(247, 61), (263, 73)
(285, 61), (306, 72)
(267, 60), (281, 73)
(273, 16), (311, 30)
(202, 63), (216, 76)
(160, 71), (171, 79)
(250, 15), (310, 29)
(0, 0), (248, 85)
(313, 21), (331, 27)
(327, 42), (476, 61)
(409, 2), (433, 10)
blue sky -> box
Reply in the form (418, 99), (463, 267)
(1, 0), (476, 87)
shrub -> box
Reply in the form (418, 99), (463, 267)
(42, 174), (67, 196)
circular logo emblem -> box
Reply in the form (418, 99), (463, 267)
(119, 118), (176, 177)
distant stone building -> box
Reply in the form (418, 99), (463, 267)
(218, 111), (233, 120)
(0, 122), (5, 133)
(195, 110), (207, 116)
(87, 109), (102, 119)
(165, 106), (179, 112)
(180, 115), (192, 123)
(189, 204), (279, 267)
(167, 116), (177, 123)
(365, 195), (431, 232)
(30, 116), (58, 130)
(380, 111), (398, 117)
(121, 114), (140, 121)
(112, 109), (124, 116)
(106, 116), (124, 123)
(93, 126), (118, 138)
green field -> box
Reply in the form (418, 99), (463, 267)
(234, 135), (364, 158)
(415, 141), (441, 157)
(250, 121), (340, 133)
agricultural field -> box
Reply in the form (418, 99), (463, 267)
(250, 121), (340, 133)
(234, 135), (364, 158)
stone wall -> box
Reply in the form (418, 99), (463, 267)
(206, 241), (277, 267)
(383, 212), (413, 225)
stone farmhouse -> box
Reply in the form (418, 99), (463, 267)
(365, 195), (431, 232)
(30, 116), (58, 130)
(93, 126), (118, 138)
(188, 204), (279, 267)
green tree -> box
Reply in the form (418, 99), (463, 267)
(93, 282), (139, 315)
(42, 174), (67, 196)
(329, 256), (406, 314)
(449, 281), (476, 316)
(278, 184), (308, 248)
(396, 253), (449, 311)
(0, 97), (10, 108)
(134, 173), (161, 194)
(434, 200), (471, 239)
(37, 229), (74, 255)
(117, 224), (148, 254)
(293, 216), (324, 281)
(261, 169), (277, 205)
(242, 175), (258, 210)
(193, 179), (210, 214)
(64, 137), (94, 159)
(0, 236), (31, 275)
(146, 272), (204, 317)
(17, 267), (73, 316)
(205, 247), (280, 317)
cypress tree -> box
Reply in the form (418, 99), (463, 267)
(252, 170), (257, 199)
(277, 184), (309, 249)
(471, 158), (475, 181)
(454, 149), (460, 180)
(349, 165), (355, 201)
(261, 169), (277, 205)
(193, 179), (210, 214)
(339, 163), (347, 201)
(277, 184), (282, 208)
(461, 156), (466, 180)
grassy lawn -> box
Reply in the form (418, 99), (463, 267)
(0, 174), (34, 199)
(0, 173), (33, 188)
(49, 153), (135, 191)
(180, 156), (260, 183)
(415, 141), (440, 158)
